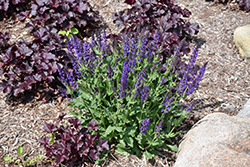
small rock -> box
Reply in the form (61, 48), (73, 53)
(174, 113), (250, 167)
(234, 24), (250, 62)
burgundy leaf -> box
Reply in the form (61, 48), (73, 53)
(41, 71), (48, 79)
(87, 118), (98, 131)
(31, 4), (38, 15)
(79, 20), (87, 27)
(34, 28), (47, 39)
(43, 123), (57, 133)
(38, 137), (50, 147)
(97, 139), (109, 151)
(47, 75), (54, 82)
(0, 67), (4, 76)
(7, 70), (15, 80)
(124, 0), (136, 5)
(38, 6), (49, 14)
(12, 0), (22, 5)
(18, 43), (33, 56)
(35, 0), (45, 6)
(76, 140), (83, 151)
(62, 4), (70, 12)
(37, 62), (49, 70)
(68, 118), (82, 130)
(91, 133), (100, 141)
(2, 47), (14, 63)
(56, 154), (68, 164)
(60, 133), (70, 141)
(3, 85), (11, 93)
(25, 76), (36, 85)
(19, 81), (32, 91)
(89, 149), (100, 160)
(181, 8), (191, 17)
(50, 0), (59, 8)
(33, 74), (42, 82)
(65, 0), (75, 3)
(13, 87), (24, 96)
(43, 52), (56, 61)
(85, 134), (94, 147)
(56, 113), (66, 124)
(81, 146), (89, 157)
(16, 11), (30, 22)
(3, 1), (9, 11)
(49, 62), (58, 73)
(187, 23), (199, 35)
(77, 2), (88, 14)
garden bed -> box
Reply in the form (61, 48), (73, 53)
(0, 0), (250, 166)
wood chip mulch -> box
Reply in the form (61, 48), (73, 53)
(0, 0), (250, 166)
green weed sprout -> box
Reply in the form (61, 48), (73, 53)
(4, 146), (43, 167)
(58, 27), (79, 42)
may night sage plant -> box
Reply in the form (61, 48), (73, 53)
(59, 29), (207, 159)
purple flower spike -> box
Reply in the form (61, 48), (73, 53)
(141, 85), (149, 103)
(119, 60), (130, 98)
(154, 119), (164, 136)
(141, 118), (150, 134)
(187, 62), (207, 95)
(186, 100), (195, 112)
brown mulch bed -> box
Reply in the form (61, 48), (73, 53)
(1, 0), (250, 166)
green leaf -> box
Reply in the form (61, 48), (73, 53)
(115, 147), (130, 156)
(69, 28), (79, 35)
(24, 159), (30, 166)
(104, 125), (114, 136)
(58, 30), (66, 35)
(4, 156), (14, 162)
(144, 151), (155, 159)
(148, 140), (161, 147)
(17, 146), (23, 157)
(118, 139), (126, 148)
(69, 109), (80, 118)
(166, 144), (178, 152)
(124, 127), (137, 137)
(124, 136), (134, 148)
(132, 145), (142, 157)
(30, 154), (43, 165)
(166, 120), (172, 133)
(115, 126), (122, 132)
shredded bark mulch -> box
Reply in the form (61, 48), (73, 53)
(0, 0), (250, 166)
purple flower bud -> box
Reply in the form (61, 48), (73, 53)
(140, 118), (150, 134)
(154, 119), (164, 134)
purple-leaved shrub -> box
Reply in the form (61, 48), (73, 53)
(0, 27), (68, 97)
(0, 0), (29, 21)
(59, 29), (207, 159)
(39, 113), (109, 167)
(113, 0), (199, 59)
(0, 0), (103, 99)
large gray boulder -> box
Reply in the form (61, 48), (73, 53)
(237, 98), (250, 118)
(234, 24), (250, 62)
(174, 113), (250, 167)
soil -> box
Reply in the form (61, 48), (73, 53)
(0, 0), (250, 167)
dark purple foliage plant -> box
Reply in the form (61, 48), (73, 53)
(39, 113), (109, 167)
(0, 0), (103, 99)
(237, 0), (250, 11)
(0, 27), (68, 97)
(17, 0), (102, 38)
(58, 29), (207, 159)
(0, 0), (29, 21)
(113, 0), (199, 59)
(0, 32), (10, 50)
